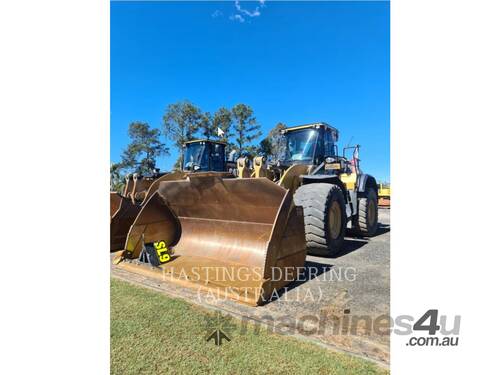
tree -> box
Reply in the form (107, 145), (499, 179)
(163, 100), (204, 150)
(110, 162), (125, 192)
(199, 112), (215, 140)
(231, 104), (262, 155)
(259, 122), (286, 161)
(119, 121), (169, 175)
(197, 107), (234, 144)
(212, 107), (233, 144)
(258, 138), (272, 156)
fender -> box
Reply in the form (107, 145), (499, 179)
(301, 174), (348, 200)
(300, 174), (353, 218)
(357, 174), (378, 195)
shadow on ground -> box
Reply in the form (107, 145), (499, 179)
(240, 222), (390, 306)
(331, 239), (369, 258)
(374, 223), (390, 236)
(346, 222), (390, 238)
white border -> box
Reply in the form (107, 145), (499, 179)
(392, 0), (500, 373)
(0, 0), (109, 373)
(1, 0), (500, 373)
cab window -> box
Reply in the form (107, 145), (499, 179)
(210, 143), (225, 171)
(324, 129), (336, 157)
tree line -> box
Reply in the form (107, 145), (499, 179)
(111, 100), (283, 190)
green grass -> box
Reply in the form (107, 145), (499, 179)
(111, 278), (388, 375)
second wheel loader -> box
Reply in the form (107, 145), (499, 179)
(246, 122), (379, 256)
(378, 183), (391, 208)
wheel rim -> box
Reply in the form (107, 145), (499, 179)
(368, 200), (376, 226)
(328, 201), (342, 239)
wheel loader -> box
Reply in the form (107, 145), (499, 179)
(378, 183), (390, 208)
(110, 139), (232, 252)
(112, 122), (378, 306)
(239, 122), (379, 256)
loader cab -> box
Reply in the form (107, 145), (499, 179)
(280, 123), (339, 166)
(182, 140), (226, 172)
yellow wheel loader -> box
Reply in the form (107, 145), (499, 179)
(378, 183), (390, 208)
(110, 140), (231, 252)
(240, 122), (379, 256)
(112, 122), (378, 306)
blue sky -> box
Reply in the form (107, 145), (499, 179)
(111, 1), (390, 181)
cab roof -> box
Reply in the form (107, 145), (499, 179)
(284, 122), (339, 140)
(284, 122), (338, 133)
(183, 139), (227, 146)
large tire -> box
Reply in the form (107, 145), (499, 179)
(353, 187), (378, 236)
(294, 183), (347, 256)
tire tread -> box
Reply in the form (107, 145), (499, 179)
(294, 183), (346, 256)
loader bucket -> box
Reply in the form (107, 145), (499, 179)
(110, 192), (122, 218)
(110, 171), (186, 252)
(110, 196), (142, 251)
(114, 175), (306, 306)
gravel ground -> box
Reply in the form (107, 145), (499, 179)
(111, 208), (391, 364)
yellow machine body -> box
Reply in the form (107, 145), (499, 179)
(378, 184), (390, 208)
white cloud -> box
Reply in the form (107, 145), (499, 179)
(235, 1), (260, 17)
(230, 0), (266, 23)
(212, 10), (223, 18)
(230, 14), (245, 23)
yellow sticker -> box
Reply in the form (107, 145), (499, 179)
(153, 241), (166, 250)
(158, 253), (170, 263)
(325, 163), (341, 170)
(153, 240), (171, 264)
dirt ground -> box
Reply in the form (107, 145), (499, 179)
(111, 208), (390, 365)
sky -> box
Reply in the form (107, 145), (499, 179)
(111, 1), (390, 181)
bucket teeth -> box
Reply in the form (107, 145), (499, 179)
(114, 175), (306, 306)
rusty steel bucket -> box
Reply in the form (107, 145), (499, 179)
(110, 171), (186, 252)
(110, 192), (122, 218)
(113, 175), (306, 306)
